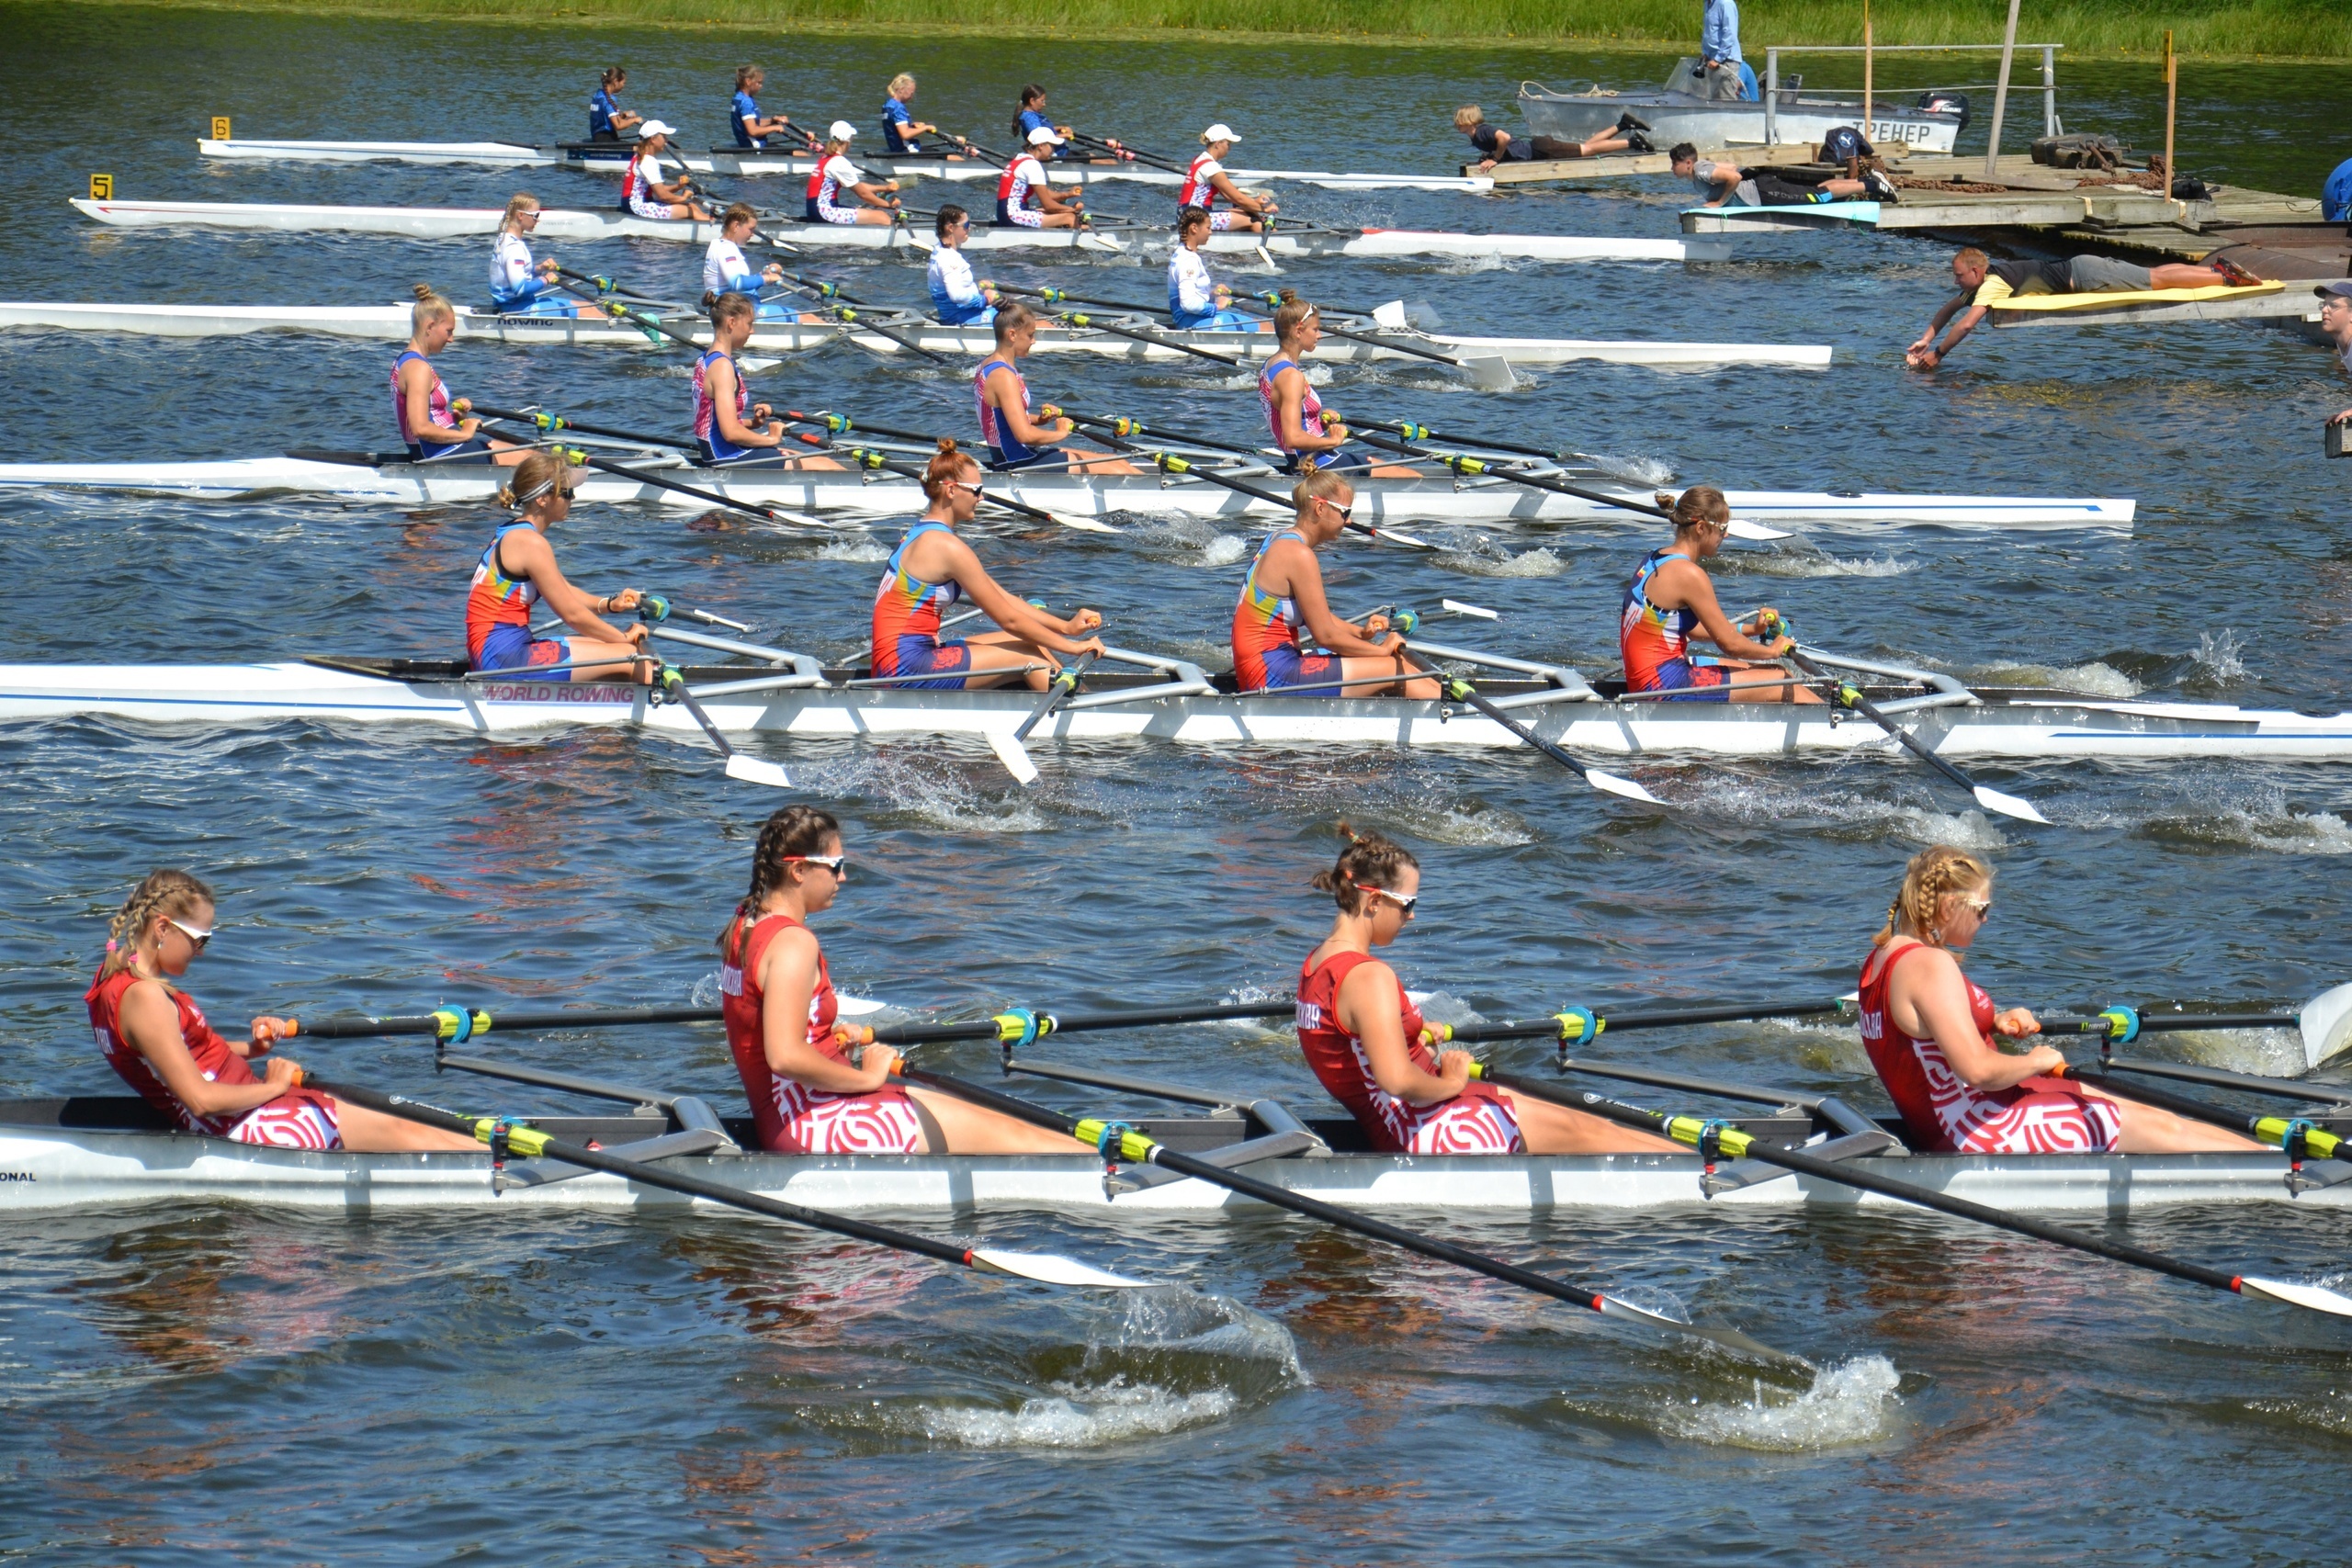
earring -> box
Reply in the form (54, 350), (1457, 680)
(1928, 926), (1943, 944)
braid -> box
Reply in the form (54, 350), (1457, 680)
(1308, 820), (1419, 916)
(718, 806), (841, 963)
(102, 869), (214, 977)
(1873, 845), (1991, 948)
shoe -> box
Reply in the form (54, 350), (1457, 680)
(1615, 111), (1654, 133)
(1863, 168), (1900, 203)
(2209, 254), (2260, 288)
(1625, 130), (1655, 153)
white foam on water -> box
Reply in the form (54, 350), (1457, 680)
(814, 536), (888, 563)
(1433, 544), (1566, 579)
(1586, 451), (1676, 487)
(1968, 660), (2142, 697)
(1199, 532), (1247, 568)
(1663, 1355), (1903, 1450)
(2140, 785), (2352, 857)
(1694, 777), (2014, 852)
(2191, 627), (2251, 683)
(910, 1380), (1238, 1449)
(1726, 549), (1918, 581)
(2169, 1023), (2312, 1078)
(794, 751), (1057, 833)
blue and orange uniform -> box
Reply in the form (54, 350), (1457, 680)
(465, 523), (567, 678)
(1619, 547), (1730, 700)
(974, 355), (1062, 469)
(390, 349), (488, 462)
(692, 348), (765, 465)
(1258, 356), (1363, 475)
(869, 522), (971, 689)
(1230, 528), (1337, 694)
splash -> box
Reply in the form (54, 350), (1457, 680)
(1664, 1356), (1903, 1450)
(1726, 550), (1919, 581)
(814, 536), (888, 563)
(791, 751), (1057, 833)
(1434, 544), (1566, 579)
(1199, 533), (1247, 568)
(905, 1380), (1239, 1449)
(2139, 784), (2352, 857)
(1692, 776), (2014, 852)
(2189, 628), (2251, 684)
(1970, 660), (2143, 697)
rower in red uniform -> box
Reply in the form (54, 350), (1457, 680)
(1230, 468), (1434, 697)
(1858, 846), (2264, 1155)
(85, 869), (478, 1153)
(1295, 829), (1678, 1156)
(1620, 485), (1819, 703)
(717, 806), (1088, 1155)
(871, 439), (1106, 691)
(1177, 123), (1276, 232)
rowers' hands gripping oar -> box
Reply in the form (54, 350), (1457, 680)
(311, 1077), (1151, 1292)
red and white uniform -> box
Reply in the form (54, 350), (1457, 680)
(719, 912), (923, 1154)
(807, 153), (863, 224)
(1178, 152), (1238, 230)
(622, 150), (673, 220)
(994, 153), (1047, 228)
(85, 967), (341, 1149)
(1858, 941), (2122, 1155)
(1295, 950), (1524, 1154)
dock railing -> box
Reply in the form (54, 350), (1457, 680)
(1761, 42), (2061, 151)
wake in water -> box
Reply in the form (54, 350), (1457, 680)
(1660, 1356), (1904, 1450)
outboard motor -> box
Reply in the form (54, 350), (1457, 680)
(1918, 89), (1971, 132)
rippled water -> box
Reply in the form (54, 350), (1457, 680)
(4, 5), (2352, 1562)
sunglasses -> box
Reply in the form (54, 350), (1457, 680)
(783, 854), (849, 879)
(1957, 897), (1991, 919)
(165, 916), (215, 952)
(949, 479), (986, 498)
(1317, 497), (1355, 522)
(1354, 883), (1417, 915)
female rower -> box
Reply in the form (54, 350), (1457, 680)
(1452, 105), (1650, 172)
(993, 127), (1086, 229)
(488, 195), (582, 318)
(1168, 206), (1252, 329)
(703, 202), (797, 320)
(805, 121), (900, 226)
(927, 206), (997, 325)
(692, 292), (788, 465)
(1010, 85), (1125, 163)
(392, 288), (521, 466)
(1231, 469), (1436, 698)
(729, 64), (792, 150)
(88, 870), (480, 1154)
(1296, 830), (1679, 1156)
(1177, 124), (1276, 233)
(1859, 847), (2264, 1156)
(974, 303), (1132, 473)
(466, 450), (653, 682)
(620, 120), (713, 222)
(870, 440), (1106, 691)
(588, 66), (639, 141)
(882, 73), (954, 156)
(1621, 486), (1820, 703)
(721, 806), (1091, 1155)
(1259, 293), (1404, 476)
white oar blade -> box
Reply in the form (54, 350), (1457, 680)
(1463, 355), (1517, 393)
(1370, 525), (1435, 550)
(2300, 981), (2352, 1069)
(723, 754), (795, 790)
(1585, 768), (1666, 806)
(1371, 299), (1410, 330)
(2239, 1276), (2352, 1320)
(970, 1247), (1152, 1290)
(1726, 517), (1792, 541)
(988, 730), (1042, 786)
(1972, 784), (2051, 825)
(739, 355), (784, 373)
(1596, 1293), (1814, 1370)
(1440, 598), (1500, 620)
(1049, 511), (1121, 535)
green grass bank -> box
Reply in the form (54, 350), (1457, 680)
(115, 0), (2352, 62)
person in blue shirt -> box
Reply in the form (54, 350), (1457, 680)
(1698, 0), (1755, 101)
(883, 73), (954, 157)
(2324, 156), (2352, 221)
(589, 67), (640, 141)
(730, 65), (793, 150)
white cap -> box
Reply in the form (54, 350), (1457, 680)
(1202, 123), (1240, 144)
(637, 119), (676, 139)
(829, 119), (858, 141)
(1025, 125), (1064, 146)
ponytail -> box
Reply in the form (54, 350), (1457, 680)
(1308, 822), (1418, 916)
(922, 437), (979, 502)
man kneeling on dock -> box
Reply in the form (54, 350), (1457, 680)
(1906, 246), (2262, 370)
(1671, 143), (1894, 208)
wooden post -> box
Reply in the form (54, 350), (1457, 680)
(2163, 30), (2178, 209)
(1982, 0), (2023, 180)
(1861, 0), (1873, 144)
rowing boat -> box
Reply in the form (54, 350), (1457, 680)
(4, 1095), (2341, 1214)
(0, 300), (1835, 370)
(194, 136), (1498, 192)
(68, 197), (1737, 263)
(0, 450), (2132, 529)
(0, 645), (2326, 760)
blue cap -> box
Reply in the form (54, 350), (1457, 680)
(2314, 279), (2352, 299)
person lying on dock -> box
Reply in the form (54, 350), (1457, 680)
(1452, 106), (1651, 171)
(1905, 246), (2264, 370)
(2315, 281), (2352, 427)
(1671, 143), (1894, 208)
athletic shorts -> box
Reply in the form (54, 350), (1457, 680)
(1237, 643), (1338, 694)
(1170, 308), (1257, 332)
(474, 625), (571, 681)
(2064, 254), (2154, 292)
(227, 1091), (343, 1151)
(627, 194), (677, 220)
(816, 197), (859, 225)
(1283, 446), (1373, 476)
(984, 445), (1077, 472)
(1637, 659), (1732, 702)
(752, 300), (801, 321)
(407, 435), (495, 464)
(878, 637), (971, 691)
(996, 204), (1046, 229)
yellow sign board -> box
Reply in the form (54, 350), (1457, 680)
(212, 116), (232, 140)
(88, 173), (113, 200)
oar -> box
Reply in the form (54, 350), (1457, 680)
(2048, 1062), (2352, 1174)
(774, 409), (1114, 535)
(1225, 294), (1512, 389)
(1492, 1070), (2352, 1322)
(312, 1077), (1150, 1291)
(1772, 633), (2049, 826)
(1347, 414), (1651, 481)
(280, 995), (1290, 1044)
(2026, 980), (2352, 1073)
(992, 285), (1244, 367)
(504, 440), (839, 534)
(891, 1062), (1813, 1369)
(1068, 130), (1184, 175)
(653, 661), (792, 788)
(1351, 427), (1791, 543)
(1397, 644), (1662, 805)
(991, 650), (1098, 785)
(1430, 996), (1848, 1049)
(755, 267), (944, 363)
(464, 401), (691, 451)
(554, 271), (707, 353)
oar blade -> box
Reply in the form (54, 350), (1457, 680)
(1725, 518), (1792, 541)
(1439, 598), (1500, 620)
(1596, 1292), (1815, 1370)
(1585, 768), (1666, 806)
(2239, 1276), (2352, 1320)
(969, 1247), (1153, 1290)
(989, 730), (1043, 786)
(2300, 981), (2352, 1069)
(1971, 784), (2051, 825)
(1462, 355), (1517, 393)
(1371, 299), (1410, 330)
(1048, 511), (1121, 535)
(723, 754), (795, 790)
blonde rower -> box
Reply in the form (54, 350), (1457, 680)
(464, 450), (653, 683)
(392, 288), (522, 466)
(1230, 469), (1435, 698)
(1620, 486), (1819, 703)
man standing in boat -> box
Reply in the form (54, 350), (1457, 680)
(1697, 0), (1756, 100)
(1906, 246), (2263, 370)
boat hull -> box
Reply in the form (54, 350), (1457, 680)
(0, 662), (2335, 760)
(1518, 73), (1962, 152)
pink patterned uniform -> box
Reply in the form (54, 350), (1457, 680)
(85, 967), (342, 1149)
(720, 911), (924, 1154)
(1295, 949), (1524, 1154)
(1858, 941), (2122, 1154)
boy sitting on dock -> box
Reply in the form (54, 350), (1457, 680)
(1671, 142), (1894, 208)
(1905, 246), (2263, 370)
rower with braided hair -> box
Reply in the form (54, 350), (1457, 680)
(85, 870), (478, 1153)
(1859, 846), (2262, 1156)
(1293, 827), (1678, 1156)
(464, 450), (653, 682)
(717, 807), (1087, 1155)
